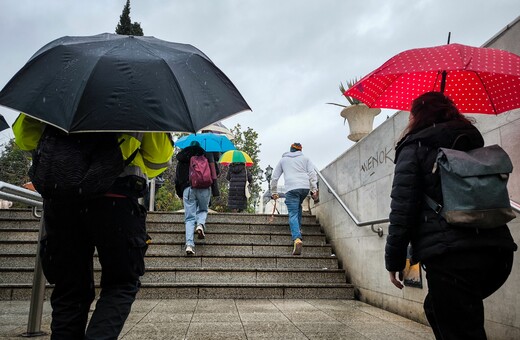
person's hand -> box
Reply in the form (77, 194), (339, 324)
(271, 193), (279, 200)
(311, 190), (319, 202)
(389, 271), (404, 289)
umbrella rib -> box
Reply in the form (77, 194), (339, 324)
(474, 71), (498, 114)
(134, 39), (194, 131)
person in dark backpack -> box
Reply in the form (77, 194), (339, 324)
(174, 141), (211, 255)
(13, 114), (174, 340)
(385, 92), (517, 340)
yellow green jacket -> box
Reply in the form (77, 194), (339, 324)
(12, 114), (174, 179)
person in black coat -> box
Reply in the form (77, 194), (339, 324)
(385, 92), (517, 340)
(226, 162), (252, 212)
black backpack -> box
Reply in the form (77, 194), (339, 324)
(424, 144), (515, 228)
(29, 126), (136, 200)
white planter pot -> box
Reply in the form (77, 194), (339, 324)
(340, 104), (381, 142)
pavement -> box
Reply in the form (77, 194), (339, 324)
(0, 298), (434, 339)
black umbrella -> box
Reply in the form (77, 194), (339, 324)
(0, 33), (251, 133)
(0, 114), (8, 131)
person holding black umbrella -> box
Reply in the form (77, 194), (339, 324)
(13, 114), (174, 340)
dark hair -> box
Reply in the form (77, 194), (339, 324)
(404, 92), (473, 135)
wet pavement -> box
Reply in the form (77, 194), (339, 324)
(0, 298), (434, 339)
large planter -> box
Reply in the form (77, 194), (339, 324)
(340, 104), (381, 142)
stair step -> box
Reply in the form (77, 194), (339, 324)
(0, 241), (334, 256)
(0, 282), (354, 300)
(0, 267), (347, 285)
(0, 254), (339, 269)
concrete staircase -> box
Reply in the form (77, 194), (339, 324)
(0, 209), (354, 300)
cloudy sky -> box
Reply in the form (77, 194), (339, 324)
(0, 1), (519, 181)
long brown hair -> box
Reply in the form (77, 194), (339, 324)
(403, 91), (474, 136)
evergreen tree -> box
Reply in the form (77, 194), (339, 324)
(115, 0), (144, 36)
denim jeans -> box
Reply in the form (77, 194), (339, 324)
(183, 186), (211, 247)
(284, 188), (309, 241)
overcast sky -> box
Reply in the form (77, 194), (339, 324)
(0, 1), (519, 182)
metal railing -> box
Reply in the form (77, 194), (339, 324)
(315, 171), (520, 238)
(0, 181), (46, 337)
(315, 170), (387, 237)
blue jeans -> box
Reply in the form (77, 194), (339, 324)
(284, 188), (309, 241)
(183, 187), (211, 247)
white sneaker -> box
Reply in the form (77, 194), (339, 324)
(196, 224), (205, 239)
(186, 246), (195, 255)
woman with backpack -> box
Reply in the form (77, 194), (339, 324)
(226, 162), (252, 212)
(385, 92), (517, 340)
(174, 141), (212, 255)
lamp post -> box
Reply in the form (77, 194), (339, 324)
(264, 165), (273, 191)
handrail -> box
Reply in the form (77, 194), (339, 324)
(0, 181), (46, 337)
(0, 182), (43, 208)
(511, 200), (520, 214)
(315, 169), (386, 237)
(315, 171), (520, 238)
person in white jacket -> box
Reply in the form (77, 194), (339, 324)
(271, 143), (318, 255)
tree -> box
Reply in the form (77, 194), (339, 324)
(0, 138), (31, 187)
(115, 0), (144, 36)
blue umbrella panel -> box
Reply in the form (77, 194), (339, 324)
(175, 133), (236, 152)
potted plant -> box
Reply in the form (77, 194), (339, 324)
(328, 79), (381, 142)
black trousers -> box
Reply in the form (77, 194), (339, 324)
(41, 196), (148, 340)
(422, 248), (514, 340)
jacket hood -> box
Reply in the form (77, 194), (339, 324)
(229, 163), (245, 173)
(282, 151), (303, 158)
(395, 120), (484, 162)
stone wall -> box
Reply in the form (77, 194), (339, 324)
(315, 16), (520, 339)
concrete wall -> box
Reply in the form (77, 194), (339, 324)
(315, 16), (520, 339)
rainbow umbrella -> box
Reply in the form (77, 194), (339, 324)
(219, 150), (253, 167)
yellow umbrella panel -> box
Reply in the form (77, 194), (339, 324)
(219, 150), (253, 166)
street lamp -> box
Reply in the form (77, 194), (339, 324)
(264, 165), (273, 191)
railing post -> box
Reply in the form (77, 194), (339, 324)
(148, 178), (156, 212)
(22, 213), (47, 337)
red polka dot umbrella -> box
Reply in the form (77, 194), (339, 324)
(345, 43), (520, 114)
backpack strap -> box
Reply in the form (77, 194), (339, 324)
(124, 148), (139, 167)
(117, 137), (139, 167)
(424, 193), (442, 214)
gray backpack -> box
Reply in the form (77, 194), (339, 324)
(424, 144), (516, 228)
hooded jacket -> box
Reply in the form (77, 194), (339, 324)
(385, 120), (517, 272)
(270, 151), (317, 194)
(226, 163), (253, 210)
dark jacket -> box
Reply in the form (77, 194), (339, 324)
(226, 163), (253, 210)
(385, 120), (517, 272)
(206, 152), (221, 197)
(174, 145), (206, 198)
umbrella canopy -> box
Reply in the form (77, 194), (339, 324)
(345, 43), (520, 114)
(0, 33), (251, 133)
(175, 132), (236, 152)
(0, 114), (8, 131)
(219, 150), (253, 167)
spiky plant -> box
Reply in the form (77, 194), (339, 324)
(327, 78), (361, 108)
